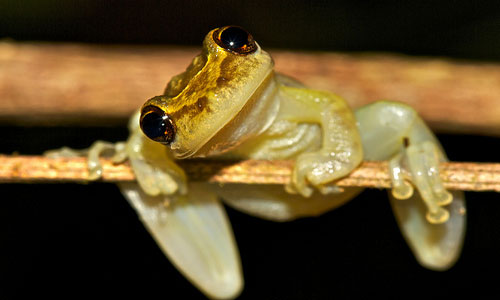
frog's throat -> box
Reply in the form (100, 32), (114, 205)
(173, 70), (280, 159)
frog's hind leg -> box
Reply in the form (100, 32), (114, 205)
(119, 181), (243, 299)
(355, 101), (466, 270)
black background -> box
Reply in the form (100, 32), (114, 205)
(1, 1), (500, 299)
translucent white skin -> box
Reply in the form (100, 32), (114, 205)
(121, 112), (243, 299)
(47, 86), (467, 299)
(355, 102), (465, 270)
(48, 30), (465, 298)
(119, 181), (243, 299)
(105, 90), (465, 298)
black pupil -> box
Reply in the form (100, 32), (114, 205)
(220, 27), (249, 50)
(142, 111), (168, 140)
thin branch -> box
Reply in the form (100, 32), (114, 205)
(0, 155), (499, 192)
(1, 42), (500, 135)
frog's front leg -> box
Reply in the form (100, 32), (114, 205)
(278, 86), (363, 196)
(47, 111), (242, 299)
(44, 111), (186, 192)
(356, 101), (466, 270)
(45, 141), (128, 180)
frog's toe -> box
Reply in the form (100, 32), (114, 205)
(389, 139), (465, 269)
(389, 141), (454, 224)
(406, 141), (452, 224)
(356, 101), (465, 270)
(388, 154), (414, 199)
(390, 190), (466, 270)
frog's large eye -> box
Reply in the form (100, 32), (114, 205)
(140, 106), (175, 145)
(213, 26), (257, 55)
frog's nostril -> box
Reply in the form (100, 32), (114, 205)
(140, 106), (175, 145)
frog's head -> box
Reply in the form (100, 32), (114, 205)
(140, 26), (275, 158)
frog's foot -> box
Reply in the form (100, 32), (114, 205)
(286, 150), (359, 197)
(390, 140), (452, 224)
(356, 101), (466, 270)
(388, 139), (466, 269)
(45, 141), (127, 180)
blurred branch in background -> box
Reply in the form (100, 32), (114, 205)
(1, 41), (500, 136)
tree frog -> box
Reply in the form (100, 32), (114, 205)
(49, 26), (465, 299)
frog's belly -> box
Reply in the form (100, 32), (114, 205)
(213, 183), (361, 221)
(227, 121), (322, 160)
(216, 121), (357, 221)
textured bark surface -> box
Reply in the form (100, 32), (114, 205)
(1, 42), (500, 135)
(0, 155), (499, 192)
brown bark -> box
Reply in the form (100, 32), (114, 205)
(0, 155), (499, 192)
(1, 42), (500, 135)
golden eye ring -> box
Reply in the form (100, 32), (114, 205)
(213, 26), (257, 55)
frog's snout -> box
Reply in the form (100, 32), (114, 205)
(140, 102), (175, 145)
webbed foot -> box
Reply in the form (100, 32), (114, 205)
(356, 101), (466, 270)
(389, 140), (452, 224)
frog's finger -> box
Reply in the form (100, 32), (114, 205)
(119, 182), (243, 300)
(44, 141), (126, 181)
(126, 130), (187, 196)
(44, 146), (87, 158)
(129, 156), (183, 196)
(288, 157), (314, 197)
(87, 141), (117, 180)
(111, 141), (128, 163)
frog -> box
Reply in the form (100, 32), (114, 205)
(46, 26), (466, 299)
